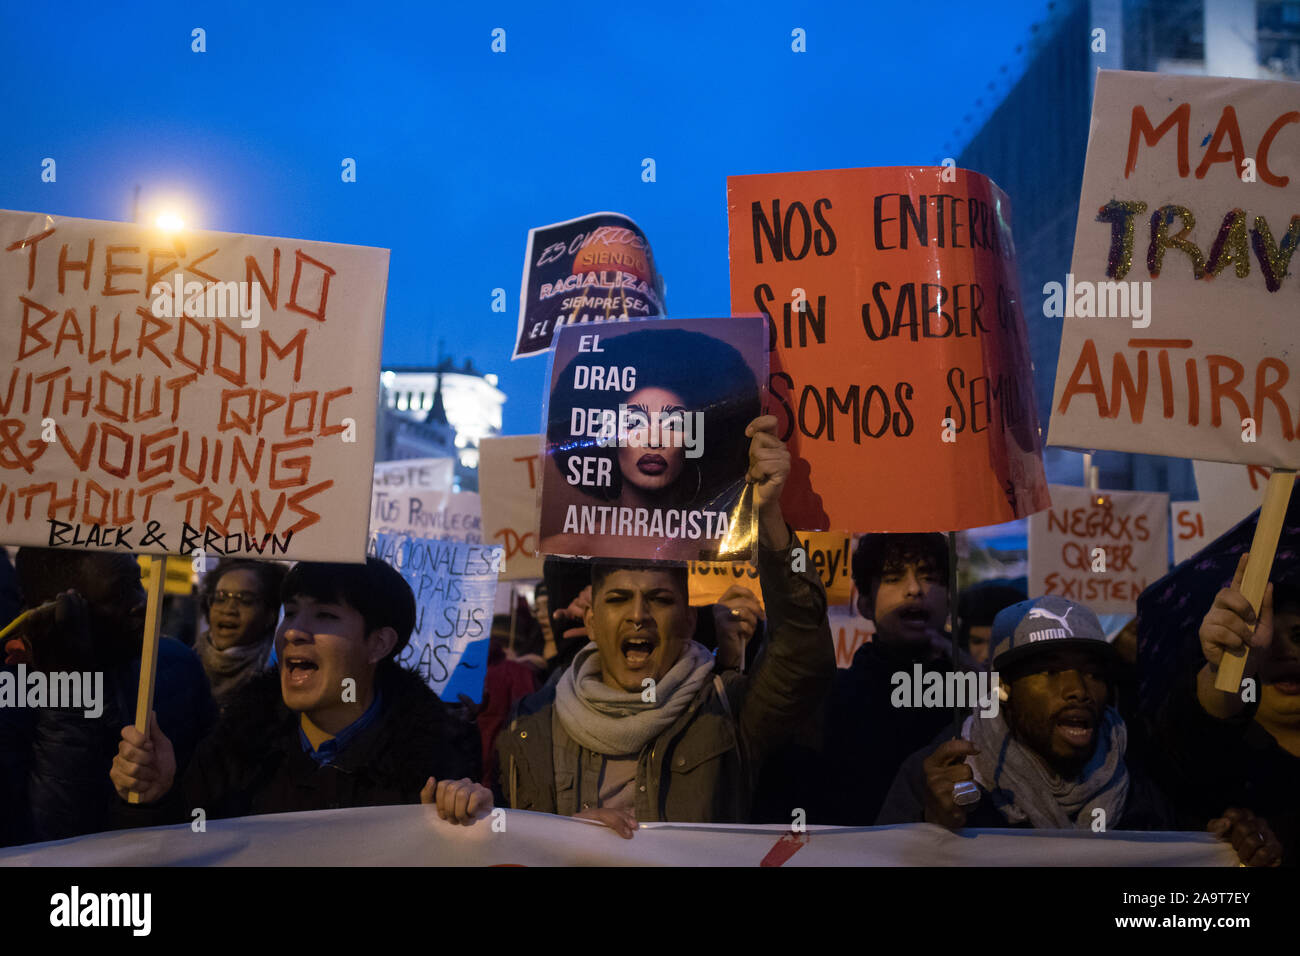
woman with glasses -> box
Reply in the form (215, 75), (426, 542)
(198, 559), (287, 711)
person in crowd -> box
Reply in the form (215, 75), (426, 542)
(1150, 555), (1299, 864)
(957, 579), (1026, 666)
(477, 614), (540, 786)
(195, 558), (287, 712)
(0, 549), (215, 847)
(109, 558), (489, 827)
(495, 415), (834, 835)
(877, 595), (1283, 866)
(813, 532), (969, 825)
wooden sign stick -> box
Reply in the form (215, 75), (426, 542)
(128, 555), (168, 804)
(1215, 468), (1296, 693)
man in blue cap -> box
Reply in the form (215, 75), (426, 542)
(876, 595), (1283, 865)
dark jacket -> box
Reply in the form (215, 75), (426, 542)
(0, 638), (216, 847)
(495, 534), (835, 823)
(1149, 668), (1300, 864)
(811, 642), (961, 825)
(877, 728), (1177, 831)
(114, 662), (479, 827)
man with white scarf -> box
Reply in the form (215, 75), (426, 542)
(495, 415), (835, 835)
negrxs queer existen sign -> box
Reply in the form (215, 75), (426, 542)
(539, 317), (766, 561)
(728, 167), (1049, 532)
(1028, 484), (1169, 616)
(0, 210), (388, 561)
(1049, 70), (1300, 466)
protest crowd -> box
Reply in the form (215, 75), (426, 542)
(0, 407), (1292, 868)
(1, 61), (1298, 877)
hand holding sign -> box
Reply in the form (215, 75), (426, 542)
(1197, 554), (1274, 718)
(746, 415), (791, 550)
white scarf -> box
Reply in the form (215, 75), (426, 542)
(554, 640), (715, 755)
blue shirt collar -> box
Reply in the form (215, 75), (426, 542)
(299, 688), (385, 766)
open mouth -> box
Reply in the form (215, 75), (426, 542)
(620, 634), (658, 668)
(1056, 710), (1095, 747)
(283, 656), (319, 687)
(637, 454), (667, 476)
(1268, 665), (1300, 695)
(897, 606), (931, 629)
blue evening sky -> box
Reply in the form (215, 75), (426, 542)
(0, 0), (1058, 435)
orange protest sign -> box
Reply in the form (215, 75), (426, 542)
(728, 167), (1048, 532)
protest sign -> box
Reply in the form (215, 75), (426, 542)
(368, 533), (502, 703)
(829, 602), (873, 669)
(370, 458), (481, 542)
(0, 209), (388, 561)
(539, 317), (766, 561)
(728, 167), (1049, 532)
(513, 212), (666, 359)
(0, 804), (1235, 868)
(687, 530), (851, 608)
(1029, 484), (1169, 615)
(1172, 462), (1295, 565)
(137, 555), (195, 596)
(478, 435), (544, 580)
(1048, 71), (1300, 467)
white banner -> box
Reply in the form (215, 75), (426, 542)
(0, 805), (1235, 867)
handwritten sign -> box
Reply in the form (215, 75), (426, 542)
(728, 167), (1049, 532)
(513, 212), (666, 359)
(1048, 71), (1300, 466)
(478, 435), (543, 580)
(0, 209), (388, 561)
(539, 317), (766, 561)
(369, 458), (481, 542)
(368, 533), (503, 704)
(687, 530), (851, 608)
(829, 602), (874, 669)
(1028, 484), (1169, 615)
(1172, 461), (1297, 564)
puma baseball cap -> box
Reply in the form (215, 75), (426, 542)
(990, 595), (1113, 672)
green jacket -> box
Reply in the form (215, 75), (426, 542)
(497, 535), (834, 823)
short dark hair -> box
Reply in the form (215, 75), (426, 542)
(281, 558), (416, 661)
(851, 533), (949, 595)
(201, 559), (288, 616)
(591, 559), (689, 602)
(957, 579), (1027, 648)
(15, 548), (94, 608)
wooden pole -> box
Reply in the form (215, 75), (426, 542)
(948, 531), (961, 736)
(1214, 469), (1296, 693)
(128, 555), (168, 804)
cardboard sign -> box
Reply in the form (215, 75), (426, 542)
(728, 167), (1049, 532)
(1029, 484), (1169, 614)
(478, 435), (544, 580)
(0, 210), (388, 561)
(369, 458), (481, 542)
(368, 533), (502, 704)
(1172, 461), (1296, 565)
(1048, 71), (1300, 466)
(513, 212), (666, 359)
(688, 530), (851, 608)
(539, 317), (766, 561)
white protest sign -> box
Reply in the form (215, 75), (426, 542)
(478, 435), (543, 580)
(0, 209), (388, 561)
(368, 533), (502, 703)
(370, 458), (482, 542)
(1029, 485), (1168, 614)
(1172, 461), (1297, 565)
(1048, 71), (1300, 466)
